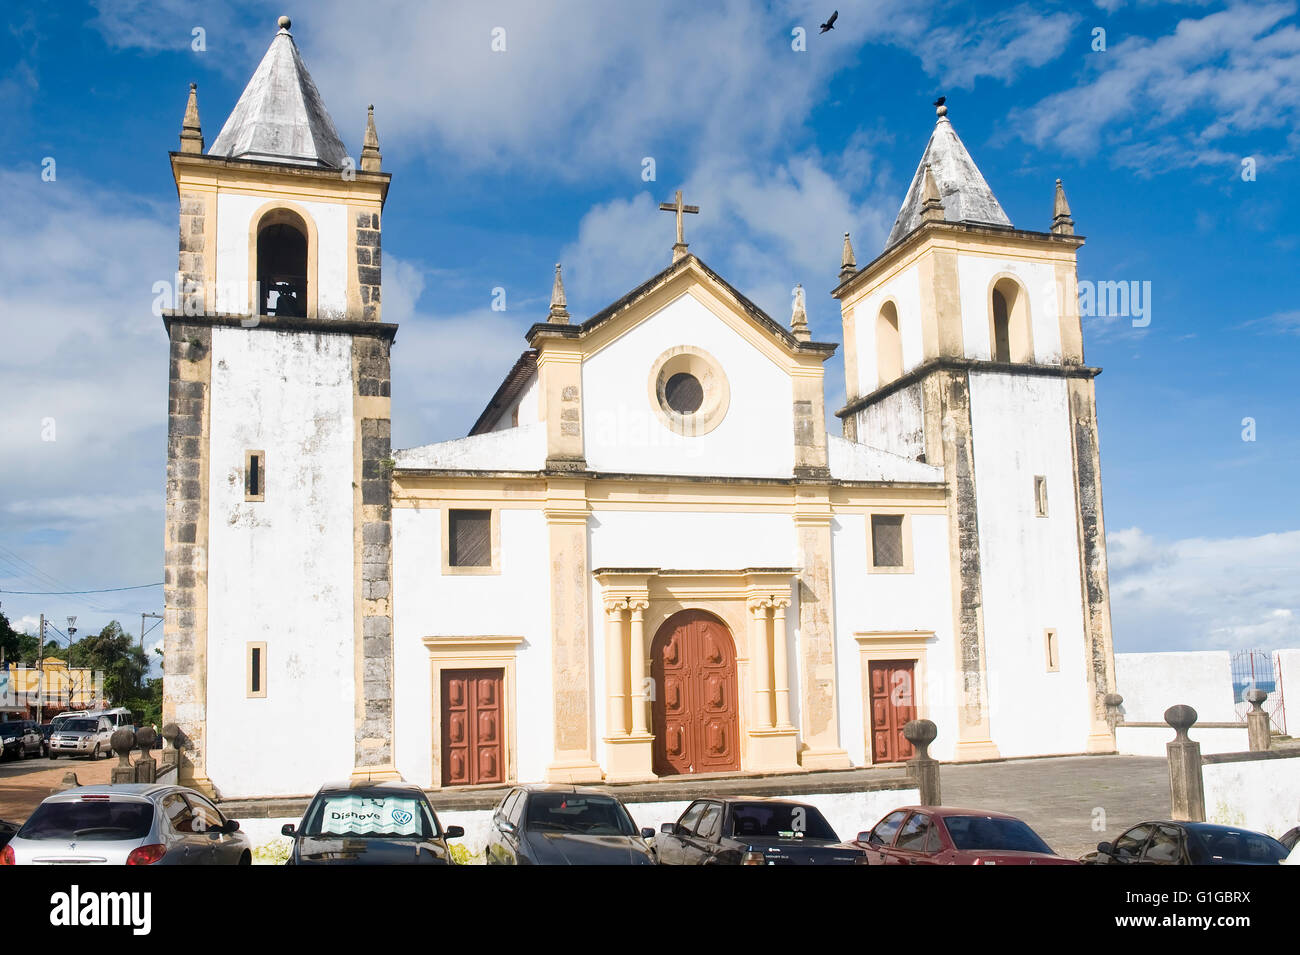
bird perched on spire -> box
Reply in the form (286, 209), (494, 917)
(819, 10), (838, 33)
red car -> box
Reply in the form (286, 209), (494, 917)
(853, 806), (1078, 865)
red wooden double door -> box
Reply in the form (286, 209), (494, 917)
(441, 668), (504, 786)
(651, 610), (740, 776)
(868, 660), (916, 763)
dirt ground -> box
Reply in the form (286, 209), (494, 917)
(0, 749), (118, 823)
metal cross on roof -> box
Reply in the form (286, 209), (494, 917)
(659, 190), (699, 262)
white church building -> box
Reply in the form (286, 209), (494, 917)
(162, 18), (1119, 799)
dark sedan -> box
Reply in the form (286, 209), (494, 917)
(282, 780), (463, 865)
(485, 785), (655, 865)
(656, 797), (869, 865)
(0, 721), (42, 760)
(854, 806), (1077, 865)
(1082, 821), (1290, 865)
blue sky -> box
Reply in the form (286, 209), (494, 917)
(1, 0), (1298, 658)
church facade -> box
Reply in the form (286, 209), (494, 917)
(162, 19), (1118, 799)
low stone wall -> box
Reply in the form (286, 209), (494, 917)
(1202, 752), (1300, 838)
(1115, 723), (1250, 757)
(235, 785), (920, 863)
(1115, 651), (1237, 724)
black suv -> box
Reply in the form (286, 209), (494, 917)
(0, 721), (43, 760)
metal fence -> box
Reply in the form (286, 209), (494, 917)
(1231, 649), (1287, 735)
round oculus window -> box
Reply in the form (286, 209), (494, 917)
(664, 372), (704, 415)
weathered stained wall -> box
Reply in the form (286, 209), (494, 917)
(850, 381), (927, 461)
(205, 326), (357, 796)
(968, 370), (1090, 756)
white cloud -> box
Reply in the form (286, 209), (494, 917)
(1108, 526), (1300, 652)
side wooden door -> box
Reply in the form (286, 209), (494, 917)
(441, 668), (504, 786)
(868, 660), (916, 764)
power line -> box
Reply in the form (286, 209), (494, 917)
(0, 583), (162, 595)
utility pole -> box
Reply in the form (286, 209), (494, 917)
(37, 613), (45, 723)
(140, 612), (163, 652)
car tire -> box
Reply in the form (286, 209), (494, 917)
(239, 851), (251, 866)
(89, 744), (99, 760)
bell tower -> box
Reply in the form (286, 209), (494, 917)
(833, 103), (1117, 760)
(162, 16), (398, 796)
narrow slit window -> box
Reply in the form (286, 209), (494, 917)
(449, 509), (492, 567)
(247, 642), (267, 698)
(1044, 629), (1059, 672)
(245, 451), (266, 502)
(1034, 475), (1048, 517)
(871, 515), (905, 568)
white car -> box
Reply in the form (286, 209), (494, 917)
(47, 715), (113, 759)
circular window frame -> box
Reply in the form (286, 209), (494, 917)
(647, 346), (730, 437)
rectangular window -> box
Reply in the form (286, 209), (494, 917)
(449, 509), (492, 568)
(1034, 475), (1048, 517)
(1044, 629), (1059, 672)
(870, 515), (906, 569)
(247, 642), (267, 698)
(245, 450), (266, 502)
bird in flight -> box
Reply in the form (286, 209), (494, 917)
(933, 96), (946, 107)
(820, 10), (838, 33)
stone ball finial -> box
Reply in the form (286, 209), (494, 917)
(278, 15), (291, 31)
(161, 722), (180, 748)
(136, 725), (157, 750)
(1245, 687), (1268, 709)
(111, 728), (137, 764)
(1104, 693), (1124, 708)
(903, 718), (938, 759)
(1164, 704), (1198, 741)
(936, 104), (948, 118)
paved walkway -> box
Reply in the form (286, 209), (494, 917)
(943, 754), (1169, 859)
(0, 752), (116, 822)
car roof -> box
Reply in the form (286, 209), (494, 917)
(315, 779), (426, 795)
(516, 784), (619, 796)
(45, 784), (187, 800)
(885, 806), (1025, 821)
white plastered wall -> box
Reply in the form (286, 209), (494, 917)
(846, 262), (923, 397)
(1115, 651), (1237, 723)
(214, 192), (349, 318)
(956, 255), (1062, 364)
(581, 292), (794, 477)
(968, 371), (1090, 757)
(205, 326), (356, 797)
(851, 382), (926, 461)
(391, 506), (553, 787)
(832, 511), (958, 764)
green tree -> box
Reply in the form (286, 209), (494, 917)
(0, 610), (39, 665)
(66, 620), (148, 707)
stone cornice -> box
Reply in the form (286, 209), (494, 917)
(162, 312), (399, 341)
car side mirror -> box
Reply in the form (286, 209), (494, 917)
(660, 823), (677, 835)
(445, 825), (464, 839)
(281, 823), (297, 837)
(856, 831), (872, 844)
(223, 819), (241, 834)
(641, 827), (656, 840)
(1096, 842), (1113, 856)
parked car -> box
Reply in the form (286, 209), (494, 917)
(282, 780), (463, 865)
(47, 715), (113, 759)
(854, 806), (1076, 865)
(486, 785), (655, 865)
(1081, 821), (1290, 866)
(0, 720), (43, 760)
(1, 784), (251, 865)
(656, 797), (869, 865)
(0, 820), (18, 850)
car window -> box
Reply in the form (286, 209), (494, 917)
(1189, 827), (1289, 864)
(945, 816), (1053, 853)
(868, 810), (909, 846)
(161, 793), (196, 834)
(1142, 825), (1181, 863)
(896, 813), (933, 852)
(302, 792), (434, 838)
(695, 804), (723, 842)
(1112, 825), (1152, 859)
(506, 791), (526, 827)
(924, 820), (942, 853)
(524, 792), (635, 836)
(185, 794), (225, 833)
(729, 803), (838, 840)
(497, 790), (519, 823)
(676, 802), (707, 835)
(17, 800), (154, 842)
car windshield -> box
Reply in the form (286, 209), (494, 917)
(0, 722), (24, 734)
(18, 800), (154, 842)
(1188, 828), (1288, 864)
(729, 803), (838, 840)
(300, 792), (437, 839)
(525, 793), (635, 836)
(63, 720), (97, 732)
(944, 815), (1053, 853)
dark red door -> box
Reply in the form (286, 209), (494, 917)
(869, 660), (916, 763)
(651, 610), (740, 776)
(441, 668), (504, 786)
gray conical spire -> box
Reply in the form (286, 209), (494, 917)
(885, 102), (1011, 249)
(208, 16), (349, 168)
(839, 232), (856, 281)
(1051, 178), (1075, 235)
(548, 264), (570, 324)
(360, 105), (382, 172)
(180, 83), (204, 154)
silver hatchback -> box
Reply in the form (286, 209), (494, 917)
(2, 785), (251, 865)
